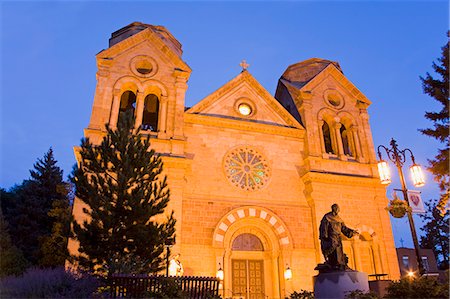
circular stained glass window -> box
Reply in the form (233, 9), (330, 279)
(224, 146), (271, 191)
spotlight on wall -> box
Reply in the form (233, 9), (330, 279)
(284, 264), (292, 280)
(216, 263), (224, 281)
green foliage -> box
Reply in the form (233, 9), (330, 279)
(144, 276), (185, 298)
(0, 210), (28, 277)
(39, 187), (73, 267)
(344, 290), (378, 299)
(0, 267), (99, 298)
(1, 148), (70, 267)
(419, 33), (449, 212)
(71, 111), (176, 276)
(286, 289), (315, 299)
(385, 276), (448, 299)
(419, 199), (449, 269)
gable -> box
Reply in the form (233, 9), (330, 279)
(301, 64), (371, 105)
(187, 71), (303, 129)
(97, 26), (191, 72)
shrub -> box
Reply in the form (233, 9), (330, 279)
(0, 267), (99, 298)
(286, 289), (315, 299)
(344, 289), (379, 299)
(384, 276), (448, 299)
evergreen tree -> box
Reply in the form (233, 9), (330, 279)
(39, 183), (72, 267)
(419, 33), (449, 213)
(0, 208), (29, 277)
(419, 199), (449, 270)
(71, 112), (176, 275)
(4, 149), (68, 265)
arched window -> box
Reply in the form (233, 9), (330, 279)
(322, 121), (335, 154)
(141, 94), (159, 131)
(340, 124), (353, 157)
(232, 233), (264, 251)
(118, 91), (136, 125)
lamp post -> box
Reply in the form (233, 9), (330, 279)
(377, 138), (426, 276)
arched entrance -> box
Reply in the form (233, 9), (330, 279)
(213, 207), (293, 299)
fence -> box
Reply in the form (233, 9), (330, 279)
(109, 274), (220, 298)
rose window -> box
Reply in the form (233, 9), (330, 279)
(224, 146), (270, 191)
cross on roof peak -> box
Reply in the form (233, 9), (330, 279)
(240, 60), (249, 71)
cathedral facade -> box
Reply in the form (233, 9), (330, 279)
(69, 22), (400, 298)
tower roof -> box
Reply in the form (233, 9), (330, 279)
(280, 58), (343, 88)
(109, 22), (183, 57)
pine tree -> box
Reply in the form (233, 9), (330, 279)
(0, 208), (29, 277)
(419, 199), (449, 270)
(39, 183), (72, 267)
(4, 149), (68, 265)
(71, 111), (176, 275)
(419, 33), (449, 213)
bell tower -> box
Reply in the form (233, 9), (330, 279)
(86, 22), (191, 155)
(275, 58), (378, 169)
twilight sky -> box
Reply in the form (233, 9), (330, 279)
(1, 1), (448, 248)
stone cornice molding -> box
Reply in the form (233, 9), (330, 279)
(185, 113), (305, 139)
(301, 170), (380, 187)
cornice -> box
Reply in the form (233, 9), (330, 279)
(185, 113), (305, 139)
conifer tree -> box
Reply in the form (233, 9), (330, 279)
(71, 111), (176, 275)
(0, 209), (29, 277)
(419, 33), (449, 212)
(420, 199), (449, 270)
(39, 183), (72, 267)
(4, 149), (68, 265)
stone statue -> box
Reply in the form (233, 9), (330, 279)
(319, 204), (358, 271)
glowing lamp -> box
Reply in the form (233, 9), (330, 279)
(407, 271), (415, 278)
(410, 164), (425, 187)
(377, 160), (391, 185)
(216, 263), (224, 281)
(284, 265), (292, 281)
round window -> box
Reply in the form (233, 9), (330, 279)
(238, 103), (252, 116)
(130, 55), (158, 77)
(223, 146), (271, 191)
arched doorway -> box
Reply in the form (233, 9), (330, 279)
(231, 233), (265, 299)
(213, 207), (293, 299)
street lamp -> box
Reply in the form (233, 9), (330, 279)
(377, 138), (426, 275)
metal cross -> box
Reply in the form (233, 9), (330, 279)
(240, 60), (249, 70)
(400, 238), (404, 247)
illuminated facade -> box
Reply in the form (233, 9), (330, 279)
(69, 22), (400, 298)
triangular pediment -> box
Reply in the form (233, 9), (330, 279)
(300, 64), (371, 105)
(96, 26), (191, 72)
(187, 71), (303, 129)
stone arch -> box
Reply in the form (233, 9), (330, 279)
(113, 76), (144, 93)
(142, 79), (169, 97)
(212, 206), (293, 250)
(317, 107), (337, 123)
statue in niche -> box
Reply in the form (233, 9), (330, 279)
(317, 203), (358, 272)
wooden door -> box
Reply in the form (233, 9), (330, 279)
(232, 259), (264, 299)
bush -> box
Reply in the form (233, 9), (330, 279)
(344, 289), (378, 299)
(384, 276), (448, 299)
(286, 289), (315, 299)
(0, 267), (99, 298)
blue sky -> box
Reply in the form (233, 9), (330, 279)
(1, 1), (448, 248)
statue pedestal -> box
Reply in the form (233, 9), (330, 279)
(313, 270), (369, 299)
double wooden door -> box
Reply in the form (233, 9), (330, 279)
(232, 259), (264, 299)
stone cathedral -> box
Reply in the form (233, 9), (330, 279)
(69, 22), (400, 298)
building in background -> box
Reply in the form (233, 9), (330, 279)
(396, 247), (439, 278)
(69, 22), (400, 298)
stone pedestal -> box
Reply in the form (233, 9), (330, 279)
(313, 270), (369, 299)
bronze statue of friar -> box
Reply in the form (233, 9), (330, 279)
(317, 203), (359, 272)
